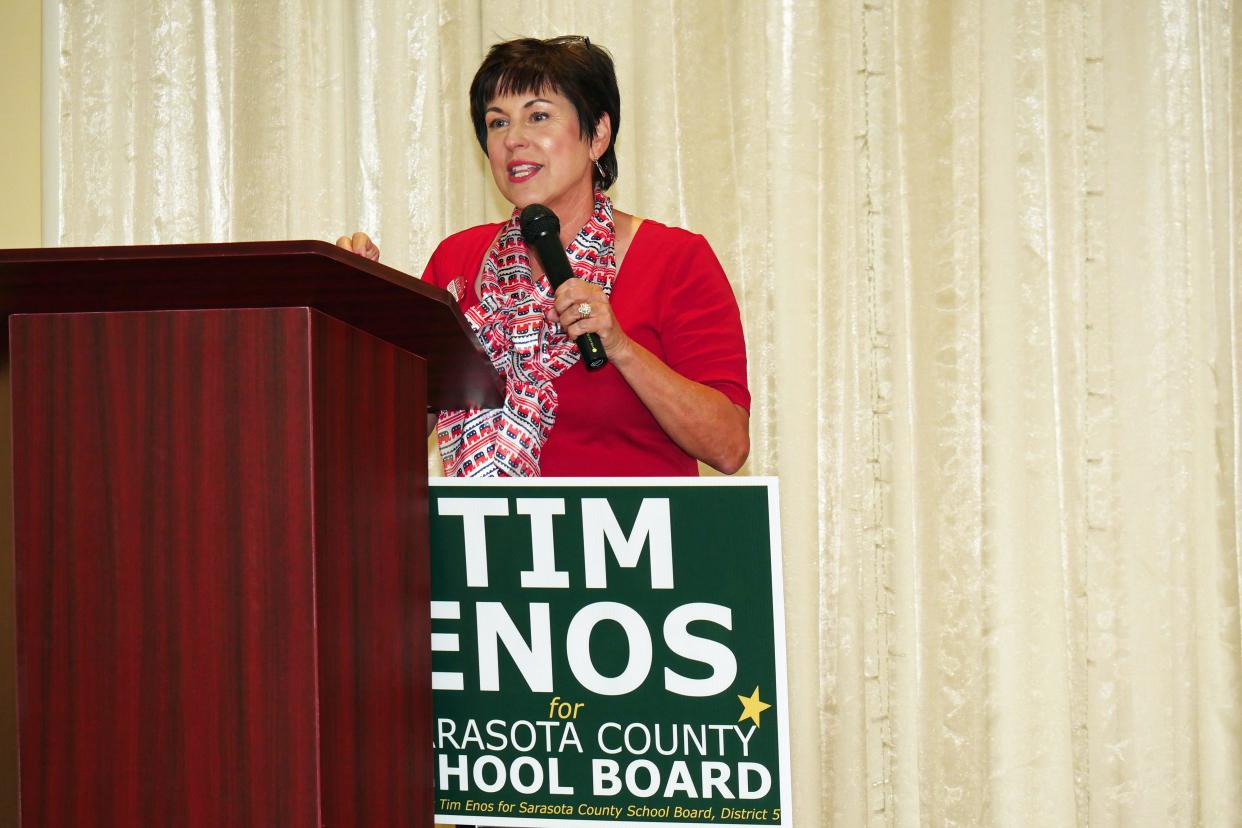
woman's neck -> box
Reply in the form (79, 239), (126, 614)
(546, 186), (598, 248)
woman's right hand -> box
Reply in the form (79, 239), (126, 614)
(335, 231), (380, 261)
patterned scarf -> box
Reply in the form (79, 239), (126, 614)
(435, 190), (617, 477)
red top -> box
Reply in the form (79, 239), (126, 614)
(422, 219), (749, 476)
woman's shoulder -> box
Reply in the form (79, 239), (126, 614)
(422, 221), (503, 286)
(434, 221), (505, 253)
(629, 217), (706, 247)
(625, 217), (721, 271)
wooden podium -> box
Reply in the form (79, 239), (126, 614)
(0, 241), (501, 827)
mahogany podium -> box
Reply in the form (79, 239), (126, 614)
(0, 241), (501, 827)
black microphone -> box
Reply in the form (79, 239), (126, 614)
(519, 204), (608, 371)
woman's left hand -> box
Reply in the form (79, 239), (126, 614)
(546, 279), (632, 359)
(544, 277), (749, 474)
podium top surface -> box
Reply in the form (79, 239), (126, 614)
(0, 239), (503, 410)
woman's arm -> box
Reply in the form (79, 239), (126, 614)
(548, 273), (751, 474)
(605, 336), (750, 474)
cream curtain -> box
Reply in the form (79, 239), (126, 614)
(51, 0), (1241, 825)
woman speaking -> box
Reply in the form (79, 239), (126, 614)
(340, 36), (749, 477)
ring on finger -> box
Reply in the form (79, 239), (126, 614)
(576, 302), (593, 319)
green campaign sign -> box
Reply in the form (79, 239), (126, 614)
(429, 478), (790, 826)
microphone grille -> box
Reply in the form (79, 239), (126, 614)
(519, 204), (559, 243)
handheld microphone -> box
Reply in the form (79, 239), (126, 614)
(519, 204), (608, 370)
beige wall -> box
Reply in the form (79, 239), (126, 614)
(0, 0), (42, 247)
(0, 1), (40, 823)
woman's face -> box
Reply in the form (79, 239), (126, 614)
(484, 88), (607, 220)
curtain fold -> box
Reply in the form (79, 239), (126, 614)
(52, 1), (1241, 825)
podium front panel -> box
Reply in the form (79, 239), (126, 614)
(10, 307), (430, 827)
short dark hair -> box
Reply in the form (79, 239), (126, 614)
(469, 36), (621, 190)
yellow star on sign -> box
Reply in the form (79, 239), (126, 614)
(737, 686), (772, 727)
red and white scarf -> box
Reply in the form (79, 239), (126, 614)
(435, 190), (617, 477)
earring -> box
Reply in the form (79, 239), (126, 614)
(593, 157), (606, 181)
